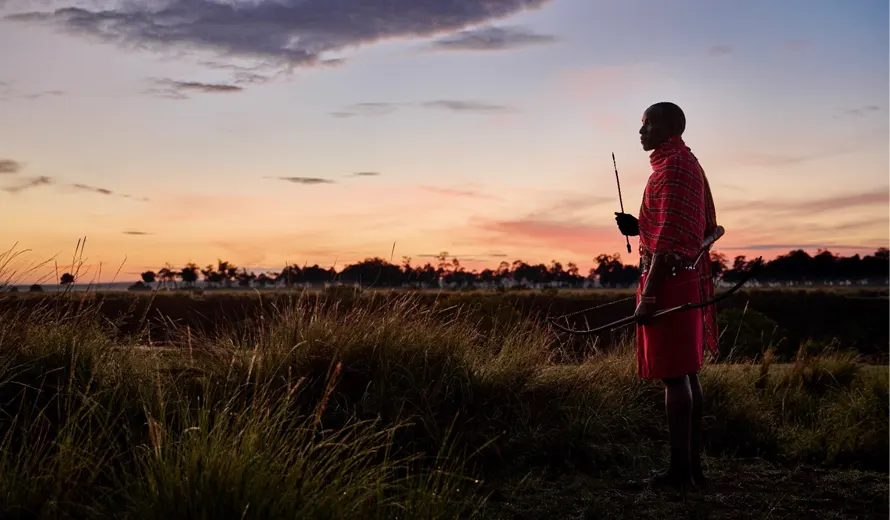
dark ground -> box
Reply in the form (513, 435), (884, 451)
(478, 457), (888, 519)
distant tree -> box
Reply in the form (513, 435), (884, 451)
(722, 255), (749, 284)
(478, 268), (495, 285)
(593, 253), (626, 288)
(414, 263), (438, 286)
(302, 265), (335, 285)
(400, 256), (413, 283)
(496, 261), (510, 280)
(141, 271), (157, 285)
(549, 260), (565, 285)
(152, 245), (886, 294)
(619, 263), (641, 286)
(565, 262), (583, 286)
(767, 249), (812, 284)
(709, 252), (728, 279)
(255, 273), (273, 288)
(201, 264), (225, 288)
(436, 252), (452, 281)
(277, 265), (301, 287)
(236, 269), (256, 288)
(157, 264), (179, 289)
(60, 273), (75, 285)
(339, 257), (402, 287)
(861, 248), (889, 284)
(811, 249), (838, 283)
(221, 261), (238, 288)
(180, 263), (199, 287)
(29, 284), (43, 292)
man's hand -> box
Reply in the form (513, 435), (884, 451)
(634, 299), (656, 325)
(615, 212), (640, 236)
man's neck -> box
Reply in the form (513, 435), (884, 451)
(649, 135), (686, 161)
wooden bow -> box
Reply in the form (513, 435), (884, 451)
(547, 226), (760, 336)
(547, 262), (759, 336)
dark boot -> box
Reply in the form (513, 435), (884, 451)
(648, 376), (695, 490)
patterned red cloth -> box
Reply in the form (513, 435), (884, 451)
(636, 269), (704, 379)
(635, 136), (719, 378)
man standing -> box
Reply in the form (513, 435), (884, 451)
(615, 102), (719, 490)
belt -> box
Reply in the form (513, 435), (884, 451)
(639, 252), (697, 274)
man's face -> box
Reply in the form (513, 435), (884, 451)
(639, 107), (669, 151)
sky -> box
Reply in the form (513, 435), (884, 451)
(0, 0), (888, 284)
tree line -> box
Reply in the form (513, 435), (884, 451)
(45, 247), (886, 291)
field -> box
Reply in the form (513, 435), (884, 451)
(0, 288), (887, 519)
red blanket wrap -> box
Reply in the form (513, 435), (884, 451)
(635, 136), (719, 380)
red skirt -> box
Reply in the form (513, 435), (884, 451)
(635, 268), (703, 380)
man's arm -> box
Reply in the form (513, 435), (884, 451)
(641, 253), (669, 299)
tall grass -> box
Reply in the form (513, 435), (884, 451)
(0, 287), (885, 518)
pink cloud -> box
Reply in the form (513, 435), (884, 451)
(721, 188), (889, 215)
(155, 193), (270, 222)
(471, 216), (624, 258)
(418, 186), (501, 200)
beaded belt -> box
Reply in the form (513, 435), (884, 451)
(639, 252), (697, 274)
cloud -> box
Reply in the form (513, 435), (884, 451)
(709, 45), (732, 56)
(523, 194), (614, 221)
(414, 251), (512, 262)
(232, 72), (271, 85)
(123, 230), (152, 236)
(270, 176), (336, 185)
(330, 102), (401, 118)
(834, 105), (882, 120)
(0, 159), (22, 174)
(18, 90), (65, 100)
(1, 175), (149, 200)
(1, 175), (53, 194)
(419, 186), (500, 200)
(421, 100), (516, 114)
(0, 81), (64, 101)
(7, 0), (554, 70)
(429, 25), (557, 52)
(69, 182), (149, 200)
(351, 171), (381, 177)
(147, 78), (243, 99)
(330, 100), (516, 118)
(722, 188), (889, 215)
(735, 141), (867, 168)
(456, 193), (625, 257)
(718, 243), (881, 252)
(71, 183), (113, 196)
(473, 217), (618, 257)
(197, 61), (285, 84)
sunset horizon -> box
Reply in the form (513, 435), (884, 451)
(2, 0), (887, 285)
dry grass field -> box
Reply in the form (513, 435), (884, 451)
(0, 286), (886, 519)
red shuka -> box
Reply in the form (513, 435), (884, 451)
(635, 136), (719, 380)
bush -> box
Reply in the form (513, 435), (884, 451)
(718, 306), (787, 360)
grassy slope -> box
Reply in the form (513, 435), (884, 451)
(0, 292), (886, 519)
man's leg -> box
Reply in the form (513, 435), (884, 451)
(688, 372), (707, 485)
(650, 375), (695, 488)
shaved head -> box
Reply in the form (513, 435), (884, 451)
(639, 102), (686, 151)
